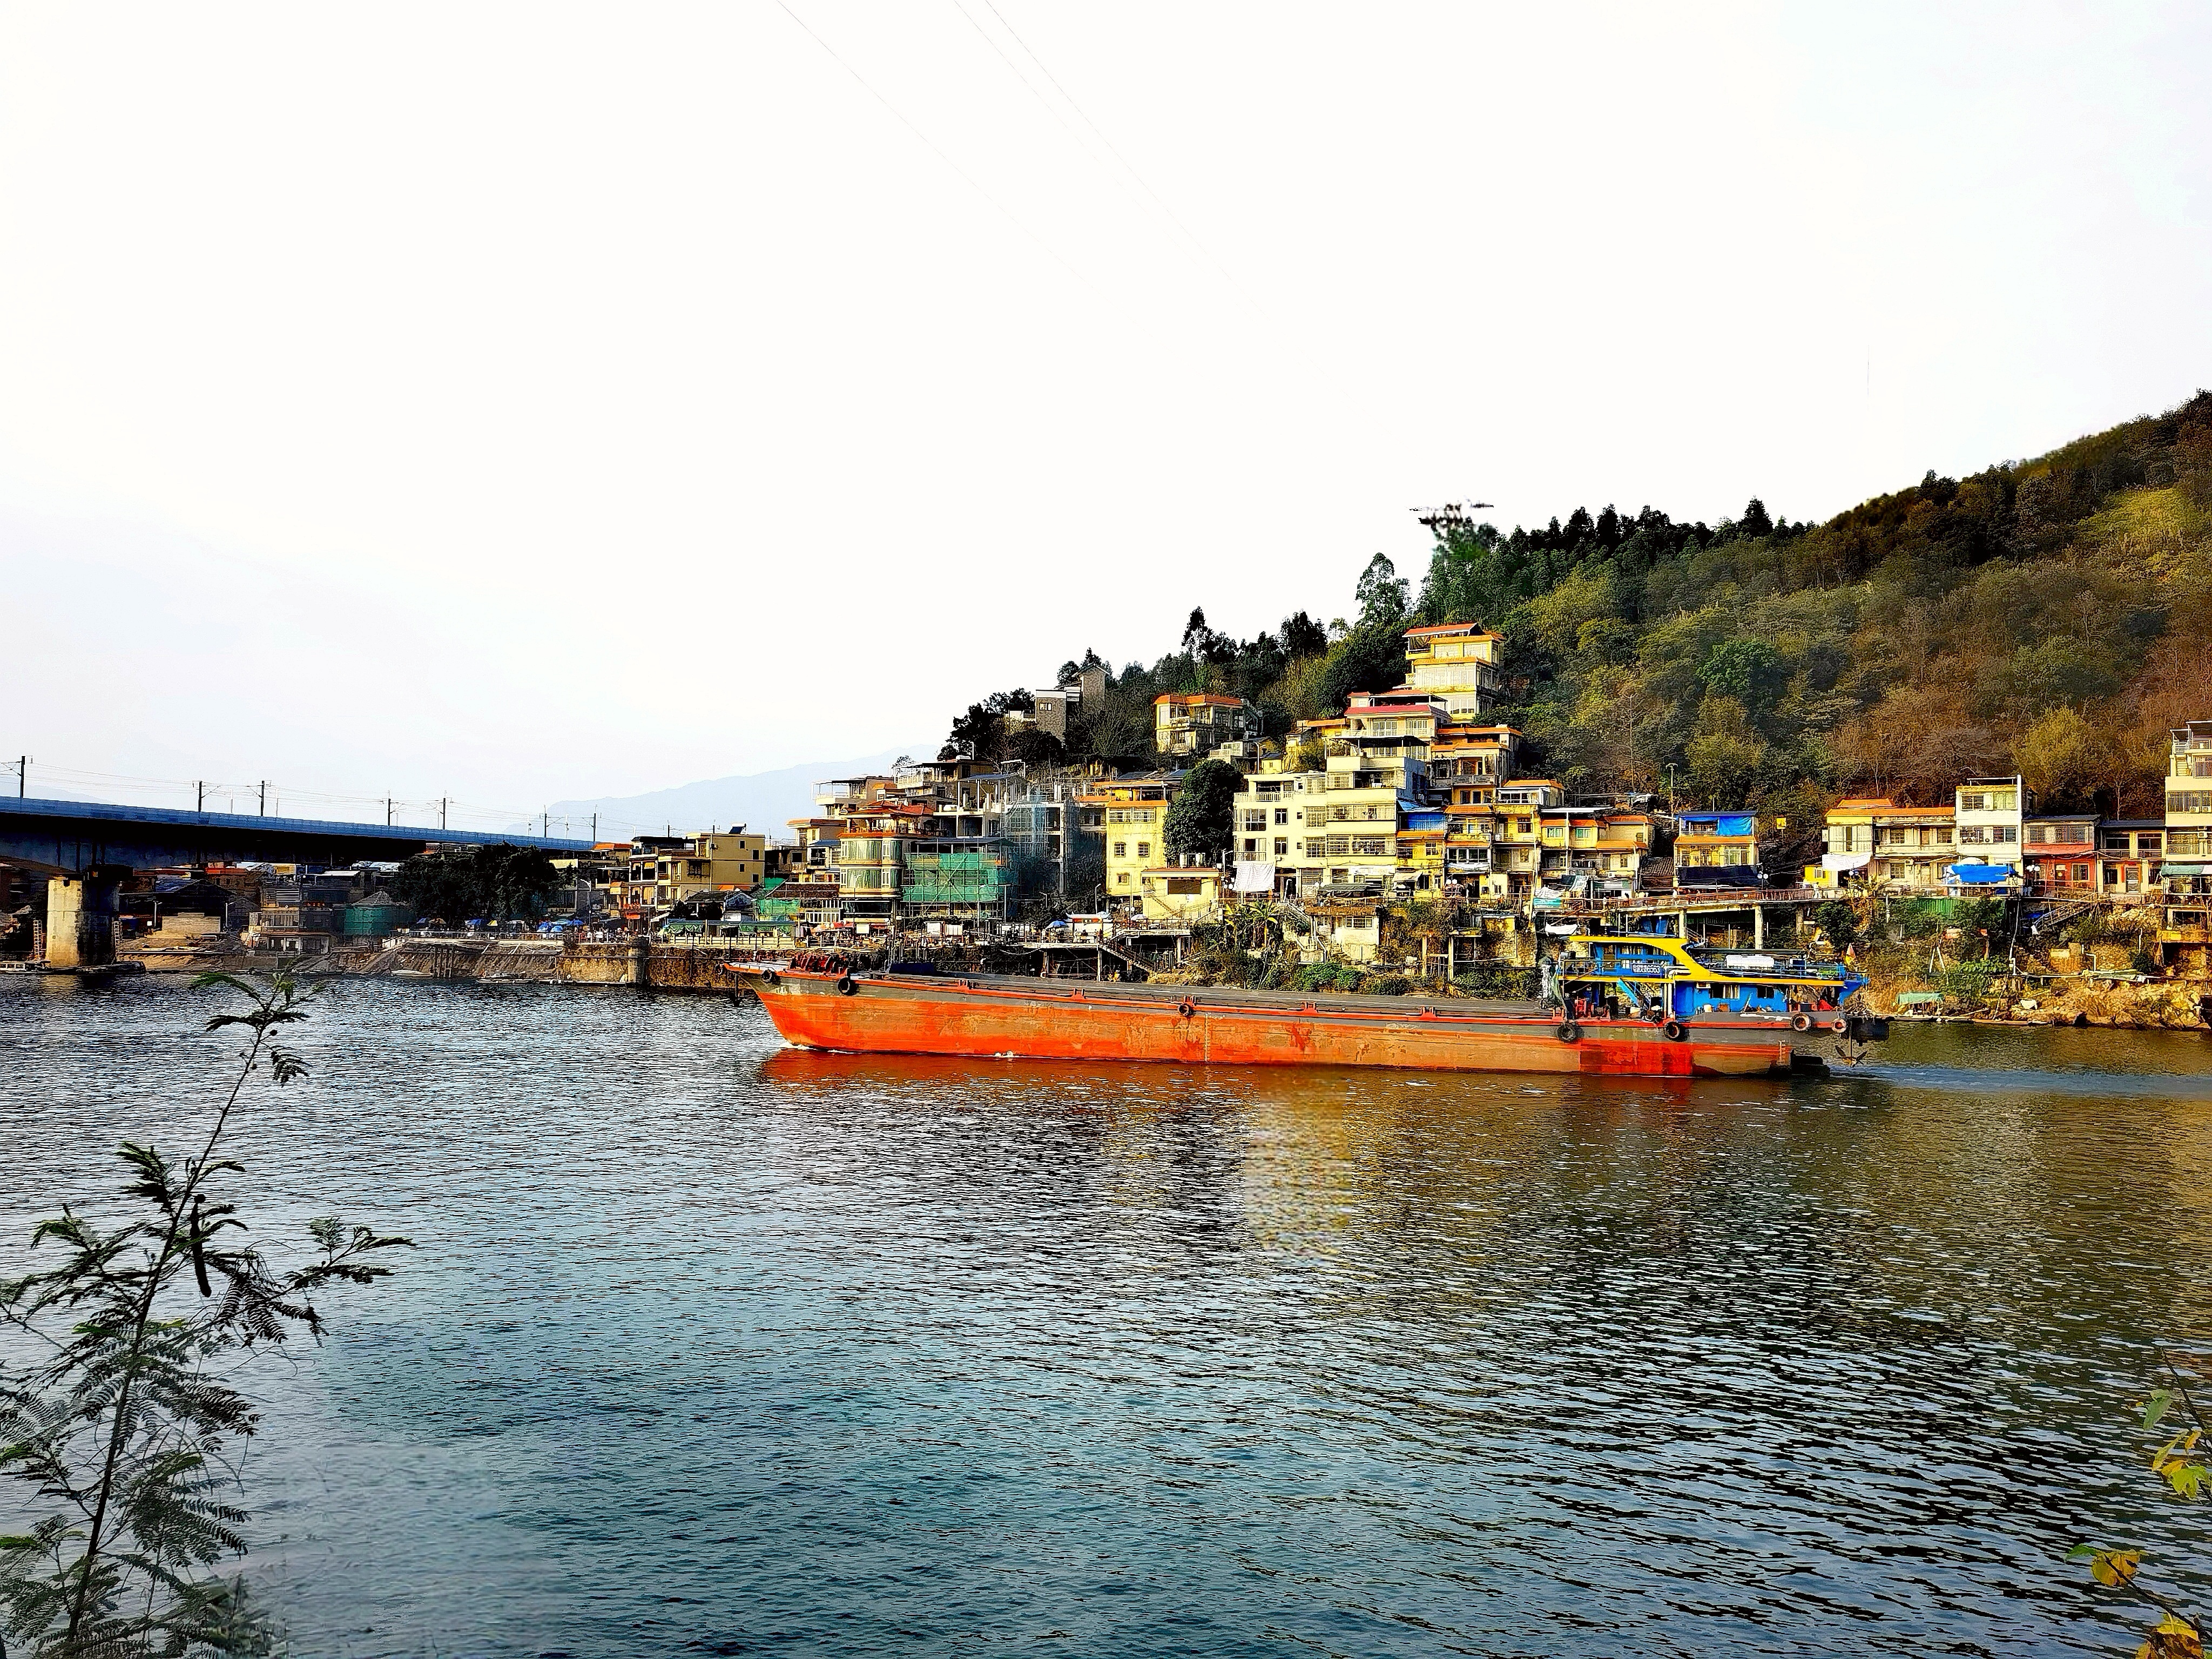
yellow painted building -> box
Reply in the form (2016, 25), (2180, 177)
(1139, 862), (1223, 922)
(617, 829), (768, 913)
(1078, 778), (1176, 908)
(1817, 798), (1957, 891)
(1154, 693), (1256, 757)
(1487, 780), (1563, 900)
(1401, 622), (1505, 718)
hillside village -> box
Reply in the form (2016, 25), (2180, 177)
(28, 391), (2211, 1015)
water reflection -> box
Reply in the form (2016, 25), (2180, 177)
(2, 976), (2209, 1655)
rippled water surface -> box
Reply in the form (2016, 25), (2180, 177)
(5, 976), (2212, 1656)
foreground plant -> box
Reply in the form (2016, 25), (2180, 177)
(0, 970), (409, 1657)
(2072, 1353), (2212, 1658)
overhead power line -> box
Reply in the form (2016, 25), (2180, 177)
(774, 0), (1095, 293)
(976, 0), (1260, 316)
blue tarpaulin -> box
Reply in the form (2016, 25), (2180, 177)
(1947, 862), (2013, 885)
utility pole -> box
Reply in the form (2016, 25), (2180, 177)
(592, 813), (598, 843)
(197, 781), (204, 812)
(259, 780), (267, 815)
(387, 797), (393, 827)
(441, 798), (448, 830)
(15, 756), (24, 798)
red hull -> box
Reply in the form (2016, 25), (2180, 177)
(730, 969), (1815, 1078)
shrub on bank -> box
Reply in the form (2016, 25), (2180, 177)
(1453, 962), (1541, 1000)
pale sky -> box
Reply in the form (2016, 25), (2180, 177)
(4, 2), (2207, 829)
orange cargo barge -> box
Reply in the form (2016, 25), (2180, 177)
(726, 963), (1844, 1078)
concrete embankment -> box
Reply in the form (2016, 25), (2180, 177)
(123, 938), (783, 993)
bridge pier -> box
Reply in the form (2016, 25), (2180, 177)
(45, 866), (127, 969)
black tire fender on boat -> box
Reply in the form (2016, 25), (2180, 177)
(837, 974), (858, 996)
(1828, 1015), (1850, 1035)
(760, 968), (779, 986)
(1556, 1020), (1582, 1043)
(1790, 1012), (1812, 1033)
(1178, 997), (1197, 1018)
(1663, 1019), (1688, 1043)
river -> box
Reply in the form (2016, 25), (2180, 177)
(4, 974), (2211, 1656)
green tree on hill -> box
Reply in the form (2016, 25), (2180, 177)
(1164, 760), (1244, 861)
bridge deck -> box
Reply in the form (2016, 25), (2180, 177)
(0, 795), (592, 874)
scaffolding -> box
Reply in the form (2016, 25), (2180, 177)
(901, 845), (1011, 916)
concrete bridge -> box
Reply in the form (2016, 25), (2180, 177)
(1, 795), (592, 970)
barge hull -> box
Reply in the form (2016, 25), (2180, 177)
(732, 970), (1805, 1078)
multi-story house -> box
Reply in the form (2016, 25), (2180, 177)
(1428, 723), (1522, 806)
(2099, 820), (2164, 898)
(1593, 811), (1653, 896)
(1395, 806), (1449, 894)
(1079, 777), (1176, 909)
(1954, 776), (2032, 871)
(1674, 811), (1762, 888)
(833, 802), (934, 925)
(606, 830), (766, 918)
(1820, 799), (1957, 890)
(1537, 804), (1610, 893)
(1231, 769), (1324, 892)
(1441, 803), (1502, 898)
(2022, 813), (2100, 896)
(1002, 778), (1100, 900)
(1303, 702), (1428, 894)
(1400, 622), (1505, 719)
(1154, 693), (1256, 757)
(1488, 780), (1564, 902)
(2164, 721), (2212, 963)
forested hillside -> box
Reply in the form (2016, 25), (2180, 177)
(945, 390), (2212, 819)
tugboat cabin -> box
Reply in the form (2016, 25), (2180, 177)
(1557, 933), (1865, 1022)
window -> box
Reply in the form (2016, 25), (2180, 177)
(1274, 838), (1289, 856)
(1243, 838), (1257, 856)
(1274, 808), (1290, 825)
(1958, 793), (1986, 812)
(2075, 863), (2092, 884)
(1116, 871), (1130, 886)
(2026, 826), (2048, 845)
(1113, 841), (1126, 858)
(1959, 826), (1988, 845)
(1995, 826), (2019, 843)
(1936, 827), (1953, 843)
(1137, 841), (1150, 858)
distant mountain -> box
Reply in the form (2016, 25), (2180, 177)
(539, 748), (927, 844)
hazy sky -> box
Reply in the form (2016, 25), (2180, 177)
(4, 2), (2208, 826)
